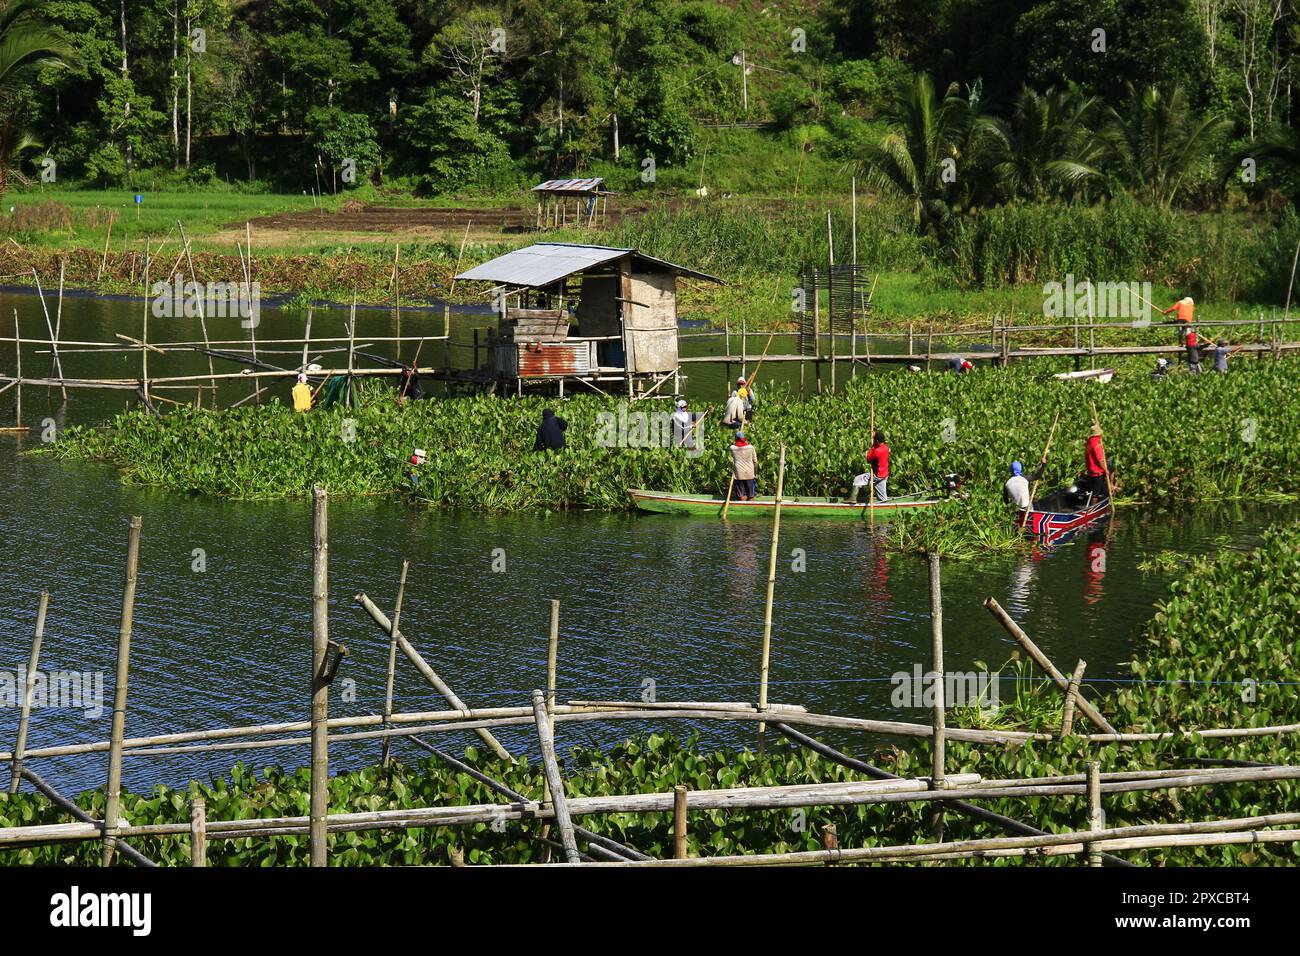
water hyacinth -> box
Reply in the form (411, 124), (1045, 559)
(43, 360), (1300, 527)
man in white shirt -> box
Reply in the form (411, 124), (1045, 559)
(1003, 461), (1036, 510)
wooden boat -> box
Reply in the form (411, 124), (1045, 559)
(1016, 485), (1111, 537)
(629, 488), (946, 517)
(1053, 367), (1116, 383)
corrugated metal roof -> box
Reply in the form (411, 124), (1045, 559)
(532, 177), (604, 193)
(455, 243), (723, 287)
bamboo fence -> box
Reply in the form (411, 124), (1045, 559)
(2, 493), (1299, 868)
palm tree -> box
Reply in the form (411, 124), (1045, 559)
(0, 0), (76, 204)
(1228, 125), (1300, 203)
(1097, 84), (1230, 208)
(985, 86), (1105, 202)
(859, 72), (981, 233)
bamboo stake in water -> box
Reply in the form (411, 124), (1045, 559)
(177, 222), (217, 391)
(102, 516), (142, 867)
(32, 269), (66, 402)
(673, 786), (689, 859)
(8, 591), (48, 793)
(1087, 760), (1103, 867)
(141, 245), (150, 409)
(190, 796), (207, 867)
(98, 213), (114, 282)
(757, 444), (787, 738)
(532, 690), (580, 863)
(381, 559), (409, 769)
(928, 552), (945, 844)
(869, 395), (875, 531)
(1060, 660), (1087, 738)
(310, 488), (329, 867)
(12, 309), (21, 427)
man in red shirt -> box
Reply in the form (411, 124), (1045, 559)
(1183, 326), (1202, 373)
(1082, 424), (1108, 497)
(865, 431), (890, 502)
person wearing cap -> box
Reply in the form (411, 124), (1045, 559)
(1002, 460), (1043, 510)
(948, 356), (973, 375)
(292, 372), (313, 412)
(1081, 423), (1109, 497)
(1162, 296), (1195, 325)
(397, 363), (424, 402)
(722, 384), (746, 430)
(1213, 338), (1231, 374)
(729, 430), (758, 501)
(672, 399), (693, 447)
(1183, 325), (1202, 373)
(533, 408), (568, 452)
(864, 430), (890, 502)
(408, 448), (427, 487)
(736, 376), (756, 421)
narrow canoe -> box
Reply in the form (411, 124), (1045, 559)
(1016, 489), (1112, 537)
(1053, 368), (1116, 384)
(629, 488), (946, 518)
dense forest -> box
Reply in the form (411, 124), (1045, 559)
(0, 0), (1296, 207)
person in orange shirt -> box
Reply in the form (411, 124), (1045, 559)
(1162, 296), (1194, 324)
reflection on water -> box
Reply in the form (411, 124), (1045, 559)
(0, 291), (1294, 794)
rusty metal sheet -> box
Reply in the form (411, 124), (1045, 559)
(515, 342), (591, 378)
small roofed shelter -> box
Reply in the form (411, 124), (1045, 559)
(533, 177), (610, 229)
(454, 242), (723, 397)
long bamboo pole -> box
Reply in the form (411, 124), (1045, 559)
(1027, 410), (1060, 506)
(983, 598), (1118, 733)
(12, 309), (20, 426)
(8, 591), (48, 793)
(101, 516), (142, 866)
(532, 690), (580, 863)
(756, 445), (787, 738)
(310, 488), (329, 867)
(177, 222), (217, 389)
(380, 560), (409, 768)
(32, 269), (66, 401)
(354, 593), (514, 762)
(928, 553), (945, 844)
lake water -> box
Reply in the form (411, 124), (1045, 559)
(0, 290), (1289, 795)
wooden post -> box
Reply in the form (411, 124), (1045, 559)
(983, 597), (1118, 733)
(532, 690), (580, 863)
(381, 559), (409, 768)
(1060, 660), (1087, 738)
(300, 306), (313, 373)
(926, 321), (934, 372)
(346, 296), (357, 407)
(102, 515), (142, 867)
(190, 796), (207, 867)
(12, 309), (21, 427)
(547, 599), (560, 721)
(908, 322), (914, 356)
(1087, 760), (1103, 867)
(757, 445), (787, 737)
(673, 785), (689, 859)
(141, 244), (151, 408)
(740, 316), (747, 381)
(310, 488), (329, 867)
(8, 591), (48, 793)
(927, 552), (945, 844)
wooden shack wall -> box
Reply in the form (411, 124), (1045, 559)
(576, 276), (619, 337)
(626, 272), (678, 373)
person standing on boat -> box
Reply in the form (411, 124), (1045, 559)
(1081, 424), (1109, 497)
(533, 408), (568, 452)
(722, 387), (746, 430)
(1183, 326), (1202, 373)
(292, 372), (313, 412)
(1003, 460), (1042, 510)
(865, 431), (890, 502)
(730, 431), (758, 501)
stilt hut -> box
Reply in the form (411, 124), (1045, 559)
(533, 178), (611, 228)
(454, 242), (722, 397)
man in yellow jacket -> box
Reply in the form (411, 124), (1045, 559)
(292, 372), (313, 412)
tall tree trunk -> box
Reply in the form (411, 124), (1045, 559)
(185, 14), (193, 168)
(172, 3), (179, 170)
